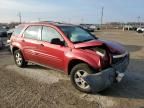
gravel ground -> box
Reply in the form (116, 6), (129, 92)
(0, 30), (144, 108)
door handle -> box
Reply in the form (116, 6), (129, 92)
(39, 44), (44, 47)
(22, 40), (25, 42)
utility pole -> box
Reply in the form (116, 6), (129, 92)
(137, 16), (141, 27)
(101, 7), (104, 28)
(18, 12), (22, 24)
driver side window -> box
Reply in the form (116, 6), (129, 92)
(42, 26), (63, 43)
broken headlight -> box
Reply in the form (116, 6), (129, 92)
(90, 47), (106, 57)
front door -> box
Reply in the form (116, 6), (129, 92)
(37, 26), (69, 71)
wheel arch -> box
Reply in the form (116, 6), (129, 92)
(67, 59), (97, 75)
(12, 46), (20, 54)
(11, 42), (23, 54)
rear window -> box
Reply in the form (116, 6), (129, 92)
(13, 25), (24, 36)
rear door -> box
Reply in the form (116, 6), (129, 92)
(21, 25), (42, 62)
(37, 26), (69, 71)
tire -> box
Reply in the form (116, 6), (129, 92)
(14, 50), (27, 67)
(70, 63), (94, 93)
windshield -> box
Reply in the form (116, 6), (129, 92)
(59, 26), (96, 43)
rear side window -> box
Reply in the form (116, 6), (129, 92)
(23, 26), (41, 40)
(42, 26), (63, 42)
(13, 26), (24, 36)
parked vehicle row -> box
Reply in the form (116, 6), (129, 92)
(0, 27), (8, 49)
(80, 24), (100, 32)
(125, 26), (144, 33)
(10, 22), (129, 93)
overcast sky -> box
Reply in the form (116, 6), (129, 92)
(0, 0), (144, 23)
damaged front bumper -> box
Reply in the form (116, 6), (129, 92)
(83, 53), (129, 92)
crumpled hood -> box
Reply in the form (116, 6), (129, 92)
(74, 40), (103, 48)
(74, 39), (126, 55)
(100, 39), (126, 54)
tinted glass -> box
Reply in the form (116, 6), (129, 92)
(24, 26), (41, 40)
(42, 26), (63, 42)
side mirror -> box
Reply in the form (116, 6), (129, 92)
(51, 38), (65, 46)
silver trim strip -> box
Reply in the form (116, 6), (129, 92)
(113, 51), (128, 58)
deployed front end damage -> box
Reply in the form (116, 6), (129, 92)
(83, 52), (129, 92)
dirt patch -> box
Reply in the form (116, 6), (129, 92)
(0, 66), (100, 108)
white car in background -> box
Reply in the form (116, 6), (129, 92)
(137, 27), (144, 33)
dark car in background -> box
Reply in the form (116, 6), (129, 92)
(0, 27), (8, 37)
(7, 28), (14, 43)
(0, 27), (8, 48)
(7, 28), (14, 38)
(6, 28), (15, 50)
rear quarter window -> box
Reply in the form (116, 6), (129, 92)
(12, 25), (24, 36)
(23, 26), (41, 40)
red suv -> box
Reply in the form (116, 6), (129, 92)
(10, 22), (129, 93)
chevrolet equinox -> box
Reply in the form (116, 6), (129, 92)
(10, 22), (129, 93)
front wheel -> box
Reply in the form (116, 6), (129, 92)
(70, 63), (94, 93)
(14, 50), (27, 67)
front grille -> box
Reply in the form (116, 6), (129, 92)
(112, 54), (129, 72)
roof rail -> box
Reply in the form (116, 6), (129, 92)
(25, 20), (74, 26)
(37, 21), (70, 25)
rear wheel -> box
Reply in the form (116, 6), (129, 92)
(14, 50), (27, 67)
(70, 63), (93, 93)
